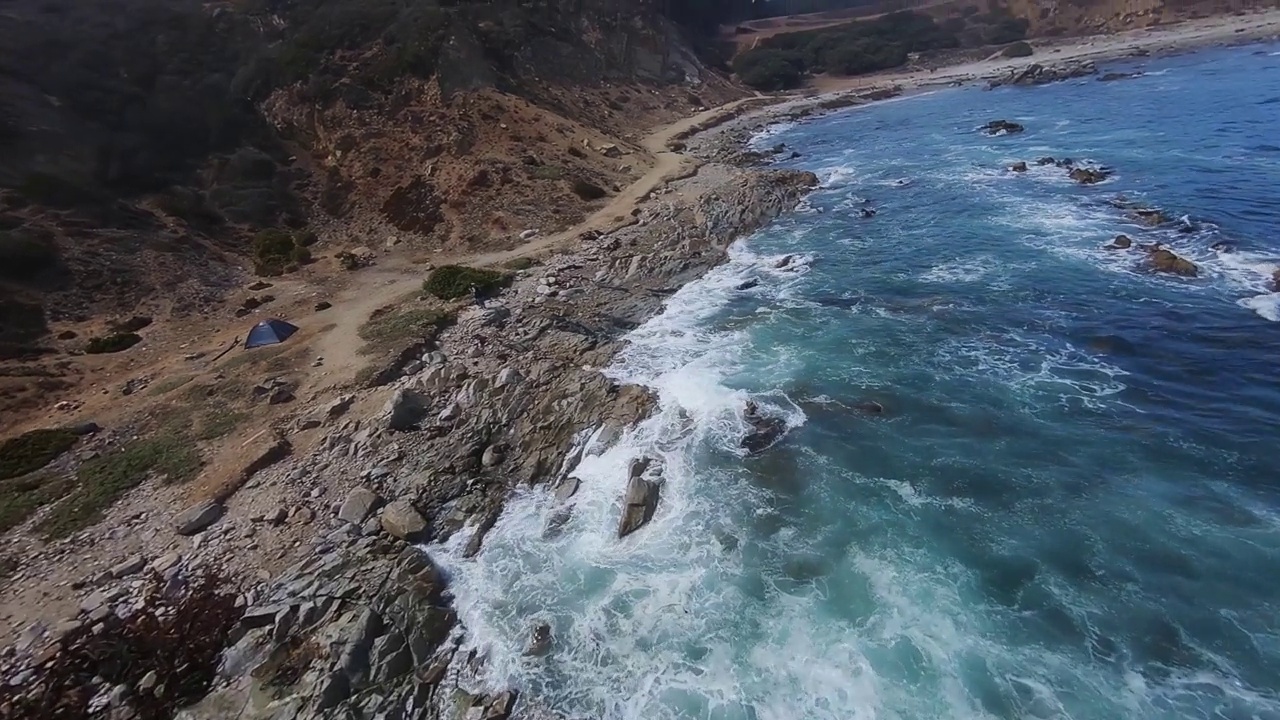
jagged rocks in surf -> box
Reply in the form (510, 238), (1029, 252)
(859, 207), (877, 218)
(741, 401), (787, 456)
(1010, 161), (1028, 173)
(1069, 167), (1110, 184)
(1147, 248), (1199, 277)
(1131, 208), (1169, 226)
(1106, 235), (1133, 250)
(774, 254), (796, 269)
(1036, 156), (1056, 166)
(524, 622), (553, 656)
(617, 457), (659, 538)
(983, 119), (1024, 135)
(736, 278), (760, 291)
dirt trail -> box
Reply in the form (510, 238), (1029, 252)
(311, 96), (764, 387)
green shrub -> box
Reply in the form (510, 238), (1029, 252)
(85, 333), (142, 354)
(1001, 40), (1033, 58)
(253, 228), (313, 276)
(423, 265), (510, 300)
(734, 49), (805, 91)
(531, 165), (564, 180)
(0, 229), (59, 280)
(571, 179), (608, 200)
(16, 172), (102, 207)
(38, 433), (201, 540)
(1, 473), (74, 534)
(0, 428), (78, 480)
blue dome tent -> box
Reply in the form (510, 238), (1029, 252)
(245, 318), (299, 349)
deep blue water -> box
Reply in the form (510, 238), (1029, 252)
(438, 45), (1280, 720)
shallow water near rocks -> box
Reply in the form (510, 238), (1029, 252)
(435, 44), (1280, 720)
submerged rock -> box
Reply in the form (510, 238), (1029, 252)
(1131, 209), (1169, 226)
(1148, 248), (1199, 277)
(1010, 161), (1028, 173)
(524, 622), (552, 656)
(735, 278), (760, 291)
(1069, 167), (1110, 185)
(618, 458), (659, 538)
(1106, 234), (1133, 250)
(983, 119), (1024, 135)
(741, 401), (787, 456)
(1035, 156), (1056, 166)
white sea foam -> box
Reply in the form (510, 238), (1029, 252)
(747, 121), (797, 150)
(920, 257), (993, 284)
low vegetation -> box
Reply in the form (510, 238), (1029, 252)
(37, 433), (202, 540)
(252, 229), (315, 277)
(733, 10), (1029, 90)
(0, 428), (79, 480)
(85, 333), (142, 354)
(358, 305), (455, 356)
(0, 228), (60, 281)
(423, 265), (511, 300)
(195, 408), (251, 442)
(1, 473), (74, 534)
(0, 572), (242, 720)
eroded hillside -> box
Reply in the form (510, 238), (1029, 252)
(0, 0), (743, 420)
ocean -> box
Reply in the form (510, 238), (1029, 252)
(435, 44), (1280, 720)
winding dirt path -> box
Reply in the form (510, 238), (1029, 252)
(311, 96), (765, 387)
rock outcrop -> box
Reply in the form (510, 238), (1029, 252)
(988, 61), (1096, 88)
(1106, 235), (1133, 250)
(1148, 248), (1199, 277)
(983, 119), (1024, 135)
(618, 458), (660, 538)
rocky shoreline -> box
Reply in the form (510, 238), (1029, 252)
(1, 152), (817, 719)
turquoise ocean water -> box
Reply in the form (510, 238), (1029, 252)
(436, 44), (1280, 720)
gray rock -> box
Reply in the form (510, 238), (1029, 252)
(149, 553), (181, 574)
(481, 445), (504, 467)
(380, 501), (428, 542)
(618, 458), (659, 538)
(296, 417), (322, 431)
(495, 368), (522, 388)
(316, 671), (351, 710)
(174, 501), (223, 536)
(438, 403), (461, 423)
(524, 622), (552, 656)
(324, 395), (354, 419)
(486, 690), (518, 720)
(383, 388), (429, 431)
(137, 671), (158, 692)
(338, 488), (382, 525)
(110, 556), (146, 579)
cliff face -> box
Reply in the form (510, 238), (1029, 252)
(0, 0), (741, 408)
(1007, 0), (1274, 35)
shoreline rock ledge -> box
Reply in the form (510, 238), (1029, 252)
(163, 163), (819, 720)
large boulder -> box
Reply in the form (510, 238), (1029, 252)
(617, 458), (659, 538)
(174, 500), (223, 536)
(1068, 167), (1110, 185)
(1147, 248), (1199, 277)
(383, 388), (429, 431)
(338, 487), (383, 525)
(380, 500), (428, 542)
